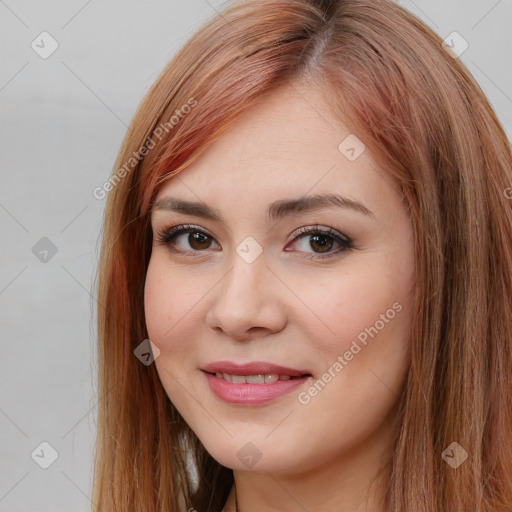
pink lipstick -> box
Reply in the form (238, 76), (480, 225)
(200, 361), (312, 405)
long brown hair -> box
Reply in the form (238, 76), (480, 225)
(92, 0), (512, 510)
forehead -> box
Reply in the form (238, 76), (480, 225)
(153, 82), (399, 217)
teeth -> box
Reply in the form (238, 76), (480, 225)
(246, 374), (265, 384)
(214, 372), (298, 383)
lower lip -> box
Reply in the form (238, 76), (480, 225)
(202, 371), (311, 405)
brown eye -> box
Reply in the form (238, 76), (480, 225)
(154, 224), (220, 253)
(155, 223), (352, 261)
(187, 232), (213, 250)
(308, 233), (334, 253)
(287, 225), (353, 260)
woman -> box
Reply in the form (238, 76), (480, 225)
(92, 0), (512, 510)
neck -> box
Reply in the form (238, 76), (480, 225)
(221, 454), (391, 512)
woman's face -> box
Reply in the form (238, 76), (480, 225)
(144, 80), (415, 480)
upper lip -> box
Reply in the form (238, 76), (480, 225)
(201, 361), (312, 377)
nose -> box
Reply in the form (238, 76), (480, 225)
(205, 252), (287, 341)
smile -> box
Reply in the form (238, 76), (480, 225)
(202, 370), (312, 405)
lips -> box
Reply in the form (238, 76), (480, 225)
(201, 362), (313, 405)
(200, 361), (312, 406)
(200, 361), (312, 378)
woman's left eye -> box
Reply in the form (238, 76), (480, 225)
(287, 225), (353, 260)
(154, 224), (353, 260)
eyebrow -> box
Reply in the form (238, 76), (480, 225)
(150, 193), (375, 222)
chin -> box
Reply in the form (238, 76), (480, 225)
(202, 437), (300, 474)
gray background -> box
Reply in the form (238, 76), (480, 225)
(0, 1), (510, 510)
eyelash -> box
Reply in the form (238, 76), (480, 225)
(153, 224), (353, 261)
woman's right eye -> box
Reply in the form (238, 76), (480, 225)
(154, 224), (220, 254)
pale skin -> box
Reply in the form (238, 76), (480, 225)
(144, 78), (416, 512)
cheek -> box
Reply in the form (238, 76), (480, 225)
(143, 258), (198, 408)
(293, 258), (413, 358)
(144, 262), (168, 344)
(289, 268), (412, 452)
(143, 257), (190, 353)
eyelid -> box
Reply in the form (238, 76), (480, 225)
(287, 224), (351, 244)
(154, 223), (219, 251)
